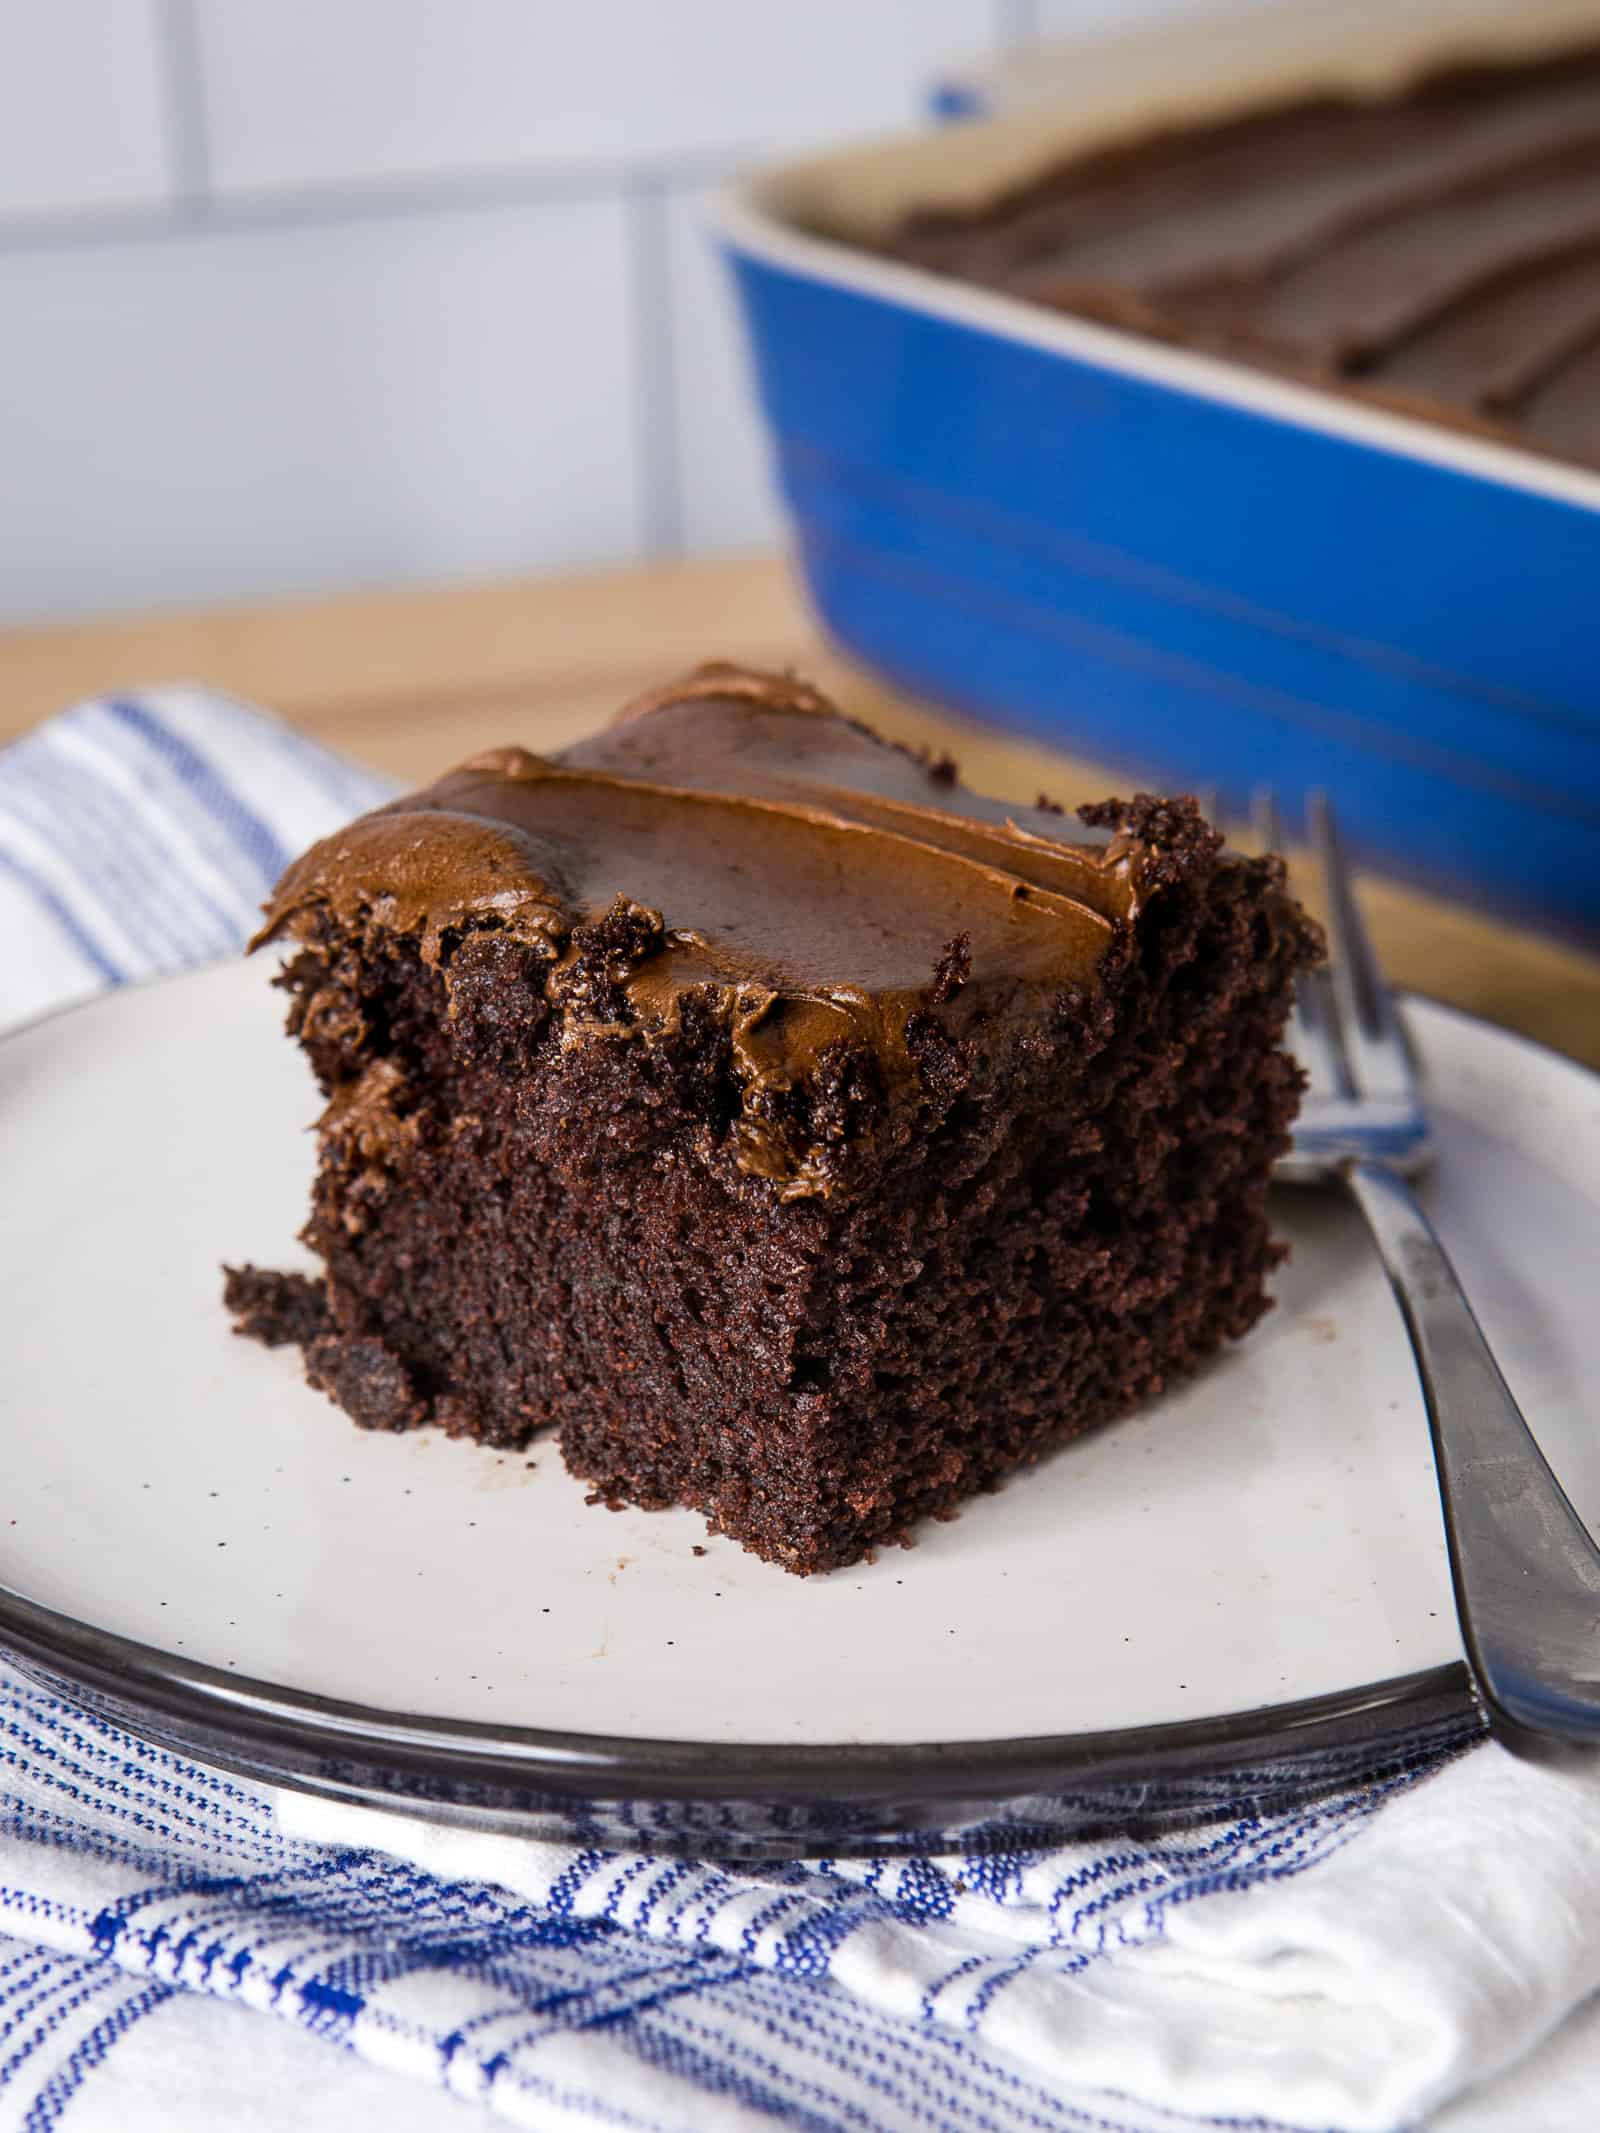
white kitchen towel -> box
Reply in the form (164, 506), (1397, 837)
(2, 684), (1600, 2133)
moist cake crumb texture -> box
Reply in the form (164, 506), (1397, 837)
(227, 663), (1319, 1574)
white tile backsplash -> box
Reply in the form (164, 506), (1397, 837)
(190, 0), (1003, 198)
(665, 184), (786, 557)
(1033, 0), (1281, 33)
(0, 0), (1247, 621)
(0, 197), (638, 624)
(0, 0), (175, 224)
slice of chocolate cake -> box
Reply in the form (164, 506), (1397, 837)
(228, 664), (1319, 1574)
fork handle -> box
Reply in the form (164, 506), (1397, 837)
(1347, 1159), (1600, 1753)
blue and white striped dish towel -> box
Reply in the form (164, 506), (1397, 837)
(4, 685), (1600, 2133)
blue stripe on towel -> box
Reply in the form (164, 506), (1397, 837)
(0, 848), (124, 987)
(104, 698), (292, 887)
(1, 752), (218, 965)
(19, 1976), (172, 2133)
(0, 1646), (1462, 2133)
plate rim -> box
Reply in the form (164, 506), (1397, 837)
(8, 968), (1588, 1809)
(0, 1578), (1473, 1805)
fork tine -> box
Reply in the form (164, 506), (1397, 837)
(1308, 792), (1417, 1104)
(1251, 787), (1350, 1101)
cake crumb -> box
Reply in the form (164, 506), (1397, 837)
(222, 1264), (328, 1348)
(927, 933), (972, 1005)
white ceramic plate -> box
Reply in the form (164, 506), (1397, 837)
(3, 961), (1598, 1850)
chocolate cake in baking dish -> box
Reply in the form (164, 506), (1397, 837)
(886, 42), (1600, 469)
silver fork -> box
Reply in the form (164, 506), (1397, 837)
(1254, 789), (1600, 1753)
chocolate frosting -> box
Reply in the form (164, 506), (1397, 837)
(889, 44), (1600, 469)
(257, 665), (1176, 1196)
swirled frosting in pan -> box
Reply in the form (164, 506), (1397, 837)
(888, 43), (1600, 469)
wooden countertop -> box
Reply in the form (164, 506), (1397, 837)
(3, 553), (1597, 1069)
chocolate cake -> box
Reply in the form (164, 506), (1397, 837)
(884, 42), (1600, 469)
(227, 664), (1318, 1574)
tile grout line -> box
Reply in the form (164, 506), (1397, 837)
(625, 176), (685, 561)
(998, 0), (1042, 53)
(0, 147), (759, 260)
(157, 0), (214, 217)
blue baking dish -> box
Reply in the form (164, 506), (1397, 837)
(712, 1), (1600, 942)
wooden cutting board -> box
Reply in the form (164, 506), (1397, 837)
(3, 553), (1596, 1069)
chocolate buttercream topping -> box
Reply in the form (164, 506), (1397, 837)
(256, 665), (1205, 1196)
(887, 43), (1600, 469)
